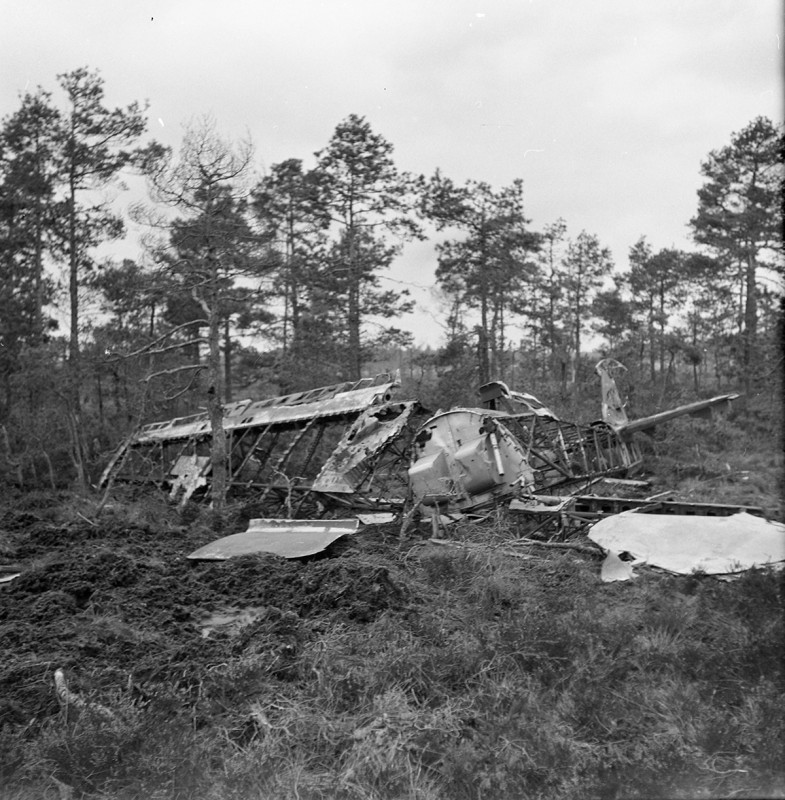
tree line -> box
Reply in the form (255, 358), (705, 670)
(0, 68), (782, 489)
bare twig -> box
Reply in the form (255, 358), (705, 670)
(141, 364), (207, 383)
(164, 368), (207, 400)
(107, 319), (208, 360)
(510, 537), (603, 556)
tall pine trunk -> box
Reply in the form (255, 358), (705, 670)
(743, 248), (757, 393)
(346, 226), (362, 380)
(223, 317), (232, 402)
(207, 250), (227, 524)
(67, 159), (87, 490)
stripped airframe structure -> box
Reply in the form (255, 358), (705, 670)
(102, 360), (742, 517)
(101, 373), (429, 514)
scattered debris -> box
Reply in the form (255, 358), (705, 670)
(598, 477), (651, 491)
(509, 537), (602, 556)
(187, 518), (360, 560)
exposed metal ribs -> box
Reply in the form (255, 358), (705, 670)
(100, 373), (428, 514)
(501, 414), (642, 492)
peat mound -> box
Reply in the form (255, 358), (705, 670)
(191, 553), (409, 622)
(1, 517), (418, 734)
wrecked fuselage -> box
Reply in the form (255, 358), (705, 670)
(407, 380), (642, 512)
(102, 362), (741, 516)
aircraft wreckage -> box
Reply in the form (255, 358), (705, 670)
(99, 360), (785, 572)
(101, 359), (742, 517)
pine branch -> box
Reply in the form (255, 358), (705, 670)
(164, 368), (206, 400)
(107, 320), (208, 360)
(141, 364), (206, 383)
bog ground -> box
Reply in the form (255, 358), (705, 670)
(0, 412), (783, 800)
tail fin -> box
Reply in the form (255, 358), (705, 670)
(595, 359), (629, 429)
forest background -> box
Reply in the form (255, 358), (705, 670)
(0, 68), (782, 491)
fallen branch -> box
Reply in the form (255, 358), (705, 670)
(429, 538), (535, 560)
(511, 537), (603, 556)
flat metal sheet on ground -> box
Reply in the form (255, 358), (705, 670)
(187, 518), (360, 560)
(589, 511), (785, 575)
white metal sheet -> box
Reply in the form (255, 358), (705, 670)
(589, 511), (785, 575)
(187, 518), (360, 560)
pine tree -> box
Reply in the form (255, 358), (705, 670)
(252, 159), (329, 362)
(561, 230), (613, 383)
(0, 90), (61, 352)
(55, 67), (151, 486)
(422, 173), (539, 383)
(314, 115), (420, 379)
(690, 116), (784, 389)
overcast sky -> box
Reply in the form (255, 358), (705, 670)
(2, 0), (782, 345)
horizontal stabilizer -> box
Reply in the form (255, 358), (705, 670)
(616, 394), (740, 436)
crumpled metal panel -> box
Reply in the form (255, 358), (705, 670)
(187, 518), (359, 560)
(408, 409), (536, 510)
(479, 381), (560, 418)
(312, 402), (421, 493)
(595, 358), (629, 429)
